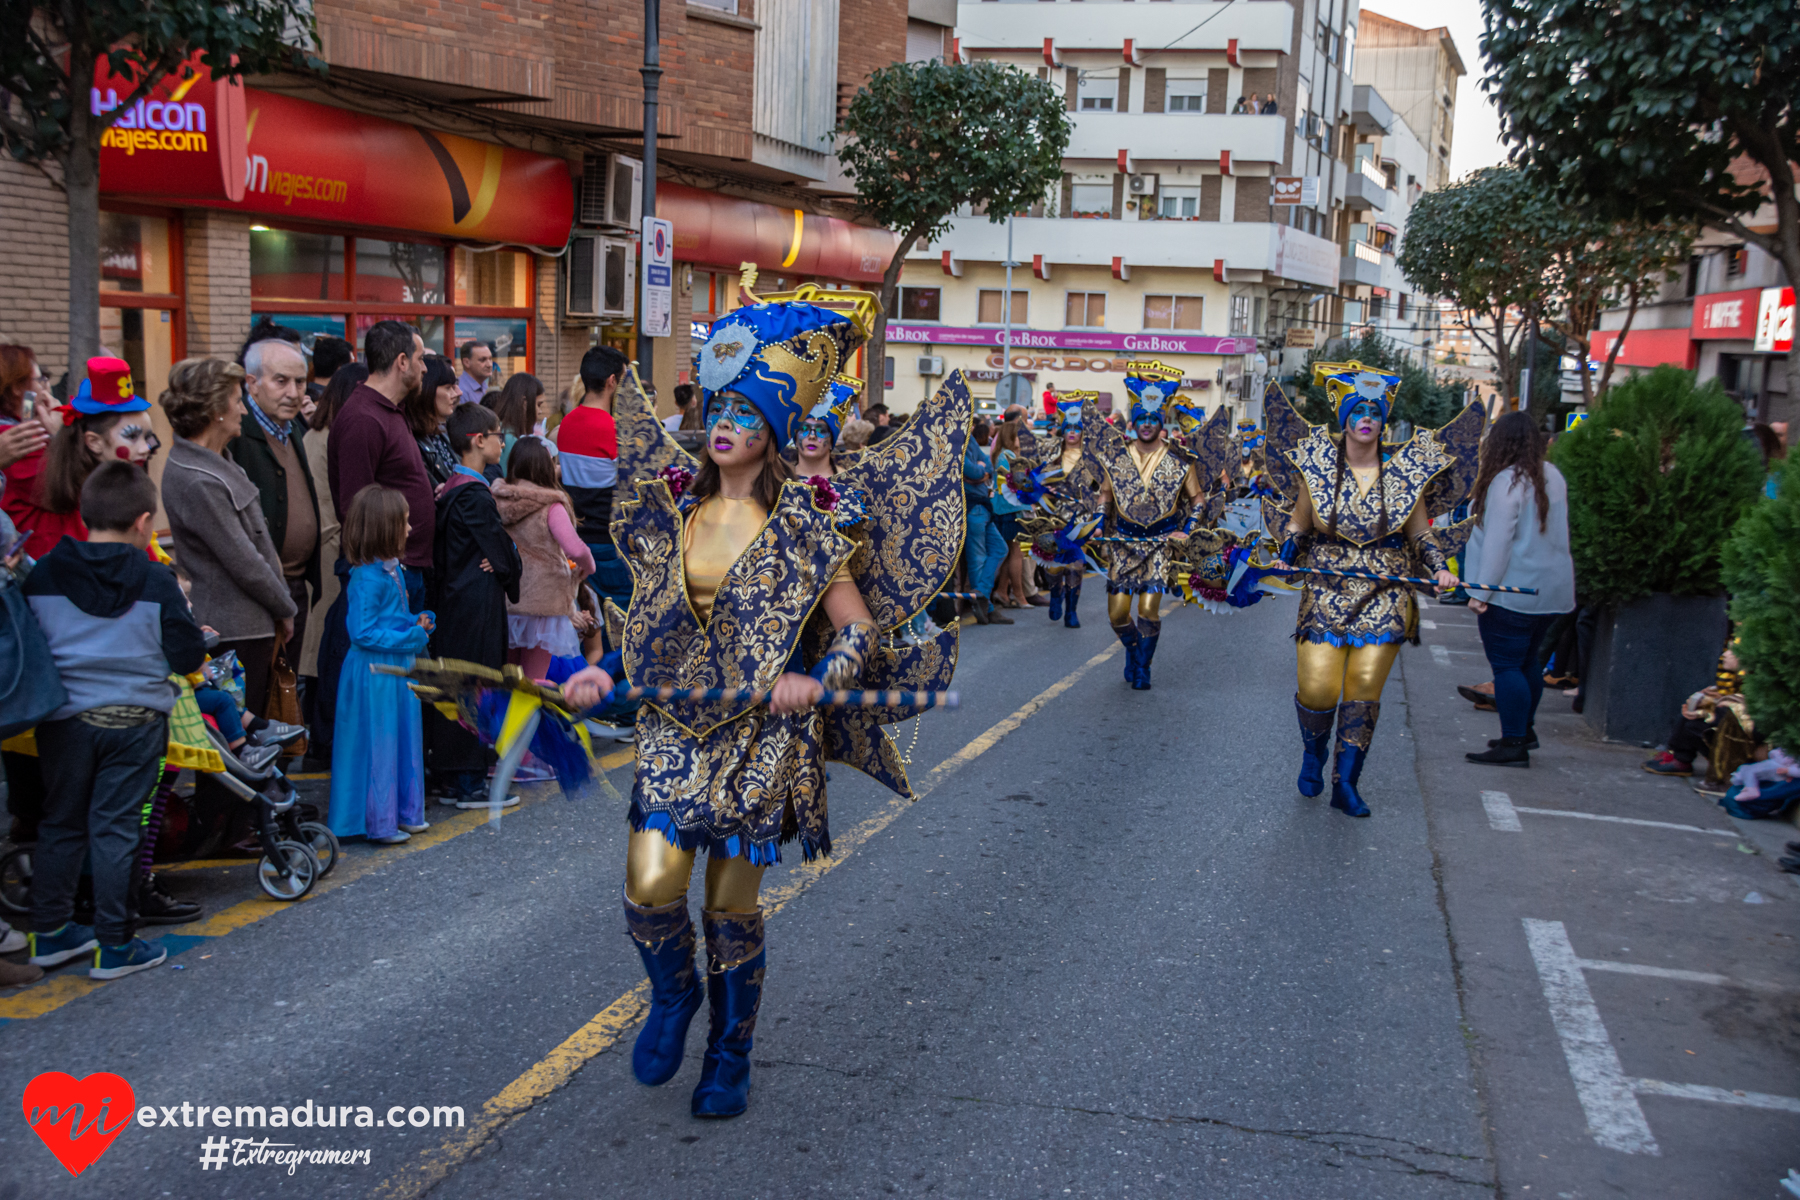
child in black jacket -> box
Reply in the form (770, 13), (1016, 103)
(25, 462), (205, 980)
(427, 404), (523, 806)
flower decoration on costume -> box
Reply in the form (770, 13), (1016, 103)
(1001, 459), (1065, 510)
(1029, 512), (1101, 567)
(1122, 360), (1186, 426)
(805, 474), (840, 512)
(658, 463), (693, 498)
(1313, 360), (1402, 428)
(67, 356), (150, 425)
(696, 283), (879, 449)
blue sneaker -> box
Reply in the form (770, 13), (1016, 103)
(90, 938), (167, 980)
(28, 923), (98, 967)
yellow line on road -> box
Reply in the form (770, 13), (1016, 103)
(371, 644), (1120, 1200)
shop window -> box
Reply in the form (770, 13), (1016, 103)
(355, 238), (446, 305)
(100, 213), (174, 295)
(1143, 295), (1203, 331)
(454, 248), (531, 308)
(900, 287), (942, 321)
(453, 317), (529, 382)
(1065, 292), (1106, 328)
(978, 289), (1029, 324)
(251, 229), (346, 302)
(355, 314), (446, 357)
(253, 314), (347, 357)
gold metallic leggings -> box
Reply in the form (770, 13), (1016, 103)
(1295, 641), (1401, 711)
(625, 828), (765, 912)
(1107, 592), (1162, 627)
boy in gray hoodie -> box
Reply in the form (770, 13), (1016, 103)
(25, 461), (206, 980)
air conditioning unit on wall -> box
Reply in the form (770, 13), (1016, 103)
(578, 153), (643, 230)
(1127, 174), (1158, 195)
(566, 233), (636, 320)
(916, 354), (945, 376)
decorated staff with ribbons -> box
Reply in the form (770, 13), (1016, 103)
(1267, 362), (1479, 817)
(560, 282), (969, 1120)
(1036, 391), (1103, 628)
(1085, 361), (1216, 688)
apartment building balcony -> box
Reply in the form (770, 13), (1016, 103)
(919, 215), (1340, 288)
(1340, 239), (1384, 287)
(956, 1), (1296, 57)
(1350, 85), (1394, 135)
(1343, 170), (1390, 213)
(1066, 113), (1288, 168)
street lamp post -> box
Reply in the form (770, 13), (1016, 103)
(639, 0), (661, 385)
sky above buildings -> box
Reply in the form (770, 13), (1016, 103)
(1362, 0), (1508, 182)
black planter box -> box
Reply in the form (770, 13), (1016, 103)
(1585, 592), (1729, 745)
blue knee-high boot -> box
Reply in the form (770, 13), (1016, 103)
(1113, 622), (1142, 685)
(691, 908), (766, 1118)
(1133, 617), (1160, 690)
(1330, 700), (1378, 818)
(1295, 697), (1335, 798)
(1047, 578), (1064, 622)
(624, 891), (705, 1086)
(1064, 579), (1081, 628)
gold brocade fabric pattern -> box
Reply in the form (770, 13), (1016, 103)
(820, 620), (959, 798)
(615, 478), (854, 860)
(829, 371), (973, 630)
(1087, 421), (1195, 593)
(611, 367), (696, 492)
(1288, 426), (1450, 546)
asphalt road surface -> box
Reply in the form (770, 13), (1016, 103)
(2, 597), (1794, 1199)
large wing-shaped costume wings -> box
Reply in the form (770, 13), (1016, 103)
(611, 364), (696, 492)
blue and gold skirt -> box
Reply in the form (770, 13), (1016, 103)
(1293, 533), (1422, 648)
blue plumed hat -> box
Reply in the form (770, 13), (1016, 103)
(1123, 359), (1185, 425)
(1313, 360), (1401, 427)
(696, 280), (878, 448)
(1053, 390), (1095, 435)
(1170, 402), (1208, 434)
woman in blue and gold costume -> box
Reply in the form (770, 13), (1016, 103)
(1085, 360), (1223, 688)
(1265, 362), (1479, 817)
(563, 285), (969, 1119)
(1038, 392), (1103, 629)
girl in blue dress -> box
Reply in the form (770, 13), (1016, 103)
(330, 484), (434, 845)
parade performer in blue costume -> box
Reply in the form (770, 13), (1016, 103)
(1265, 362), (1479, 817)
(1036, 393), (1102, 628)
(1084, 361), (1217, 688)
(791, 373), (863, 479)
(562, 282), (969, 1119)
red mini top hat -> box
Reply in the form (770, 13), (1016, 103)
(68, 356), (151, 423)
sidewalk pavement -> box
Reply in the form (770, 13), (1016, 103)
(1401, 599), (1800, 1200)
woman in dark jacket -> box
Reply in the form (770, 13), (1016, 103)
(405, 355), (461, 487)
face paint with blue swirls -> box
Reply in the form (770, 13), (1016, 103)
(706, 395), (767, 434)
(1346, 400), (1383, 426)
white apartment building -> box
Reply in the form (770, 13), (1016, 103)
(886, 0), (1377, 424)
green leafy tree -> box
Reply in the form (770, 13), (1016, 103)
(0, 0), (319, 380)
(837, 60), (1072, 391)
(1483, 0), (1800, 409)
(1540, 217), (1693, 405)
(1550, 366), (1762, 607)
(1723, 456), (1800, 752)
(1296, 331), (1469, 431)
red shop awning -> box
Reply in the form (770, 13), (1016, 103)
(102, 88), (574, 249)
(1590, 327), (1696, 370)
(656, 182), (900, 284)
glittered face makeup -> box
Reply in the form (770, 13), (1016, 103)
(706, 396), (767, 434)
(1347, 400), (1382, 424)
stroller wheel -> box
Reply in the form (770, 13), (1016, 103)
(257, 840), (319, 902)
(0, 844), (32, 916)
(294, 822), (340, 877)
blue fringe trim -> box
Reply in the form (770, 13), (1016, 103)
(628, 806), (830, 866)
(1107, 582), (1168, 596)
(1293, 629), (1407, 648)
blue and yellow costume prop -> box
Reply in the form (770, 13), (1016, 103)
(600, 281), (971, 1117)
(1084, 360), (1225, 688)
(1264, 362), (1480, 817)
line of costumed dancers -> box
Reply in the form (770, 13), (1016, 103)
(391, 296), (1479, 1117)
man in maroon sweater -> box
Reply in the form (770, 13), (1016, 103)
(328, 320), (435, 606)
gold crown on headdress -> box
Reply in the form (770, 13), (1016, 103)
(736, 263), (883, 342)
(1124, 359), (1185, 383)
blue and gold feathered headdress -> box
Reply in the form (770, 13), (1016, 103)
(1123, 359), (1185, 425)
(1313, 360), (1402, 428)
(697, 280), (879, 448)
(1170, 402), (1208, 435)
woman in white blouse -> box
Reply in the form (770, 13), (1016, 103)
(1462, 412), (1576, 768)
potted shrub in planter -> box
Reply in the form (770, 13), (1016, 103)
(1551, 367), (1762, 743)
(1723, 452), (1800, 760)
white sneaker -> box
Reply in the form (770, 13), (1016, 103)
(455, 794), (520, 810)
(399, 821), (431, 834)
(0, 926), (25, 955)
(368, 831), (412, 845)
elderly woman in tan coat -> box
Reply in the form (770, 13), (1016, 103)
(160, 358), (297, 716)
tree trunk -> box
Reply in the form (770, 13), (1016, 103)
(865, 227), (924, 403)
(1770, 180), (1800, 436)
(1595, 285), (1639, 402)
(62, 72), (104, 388)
